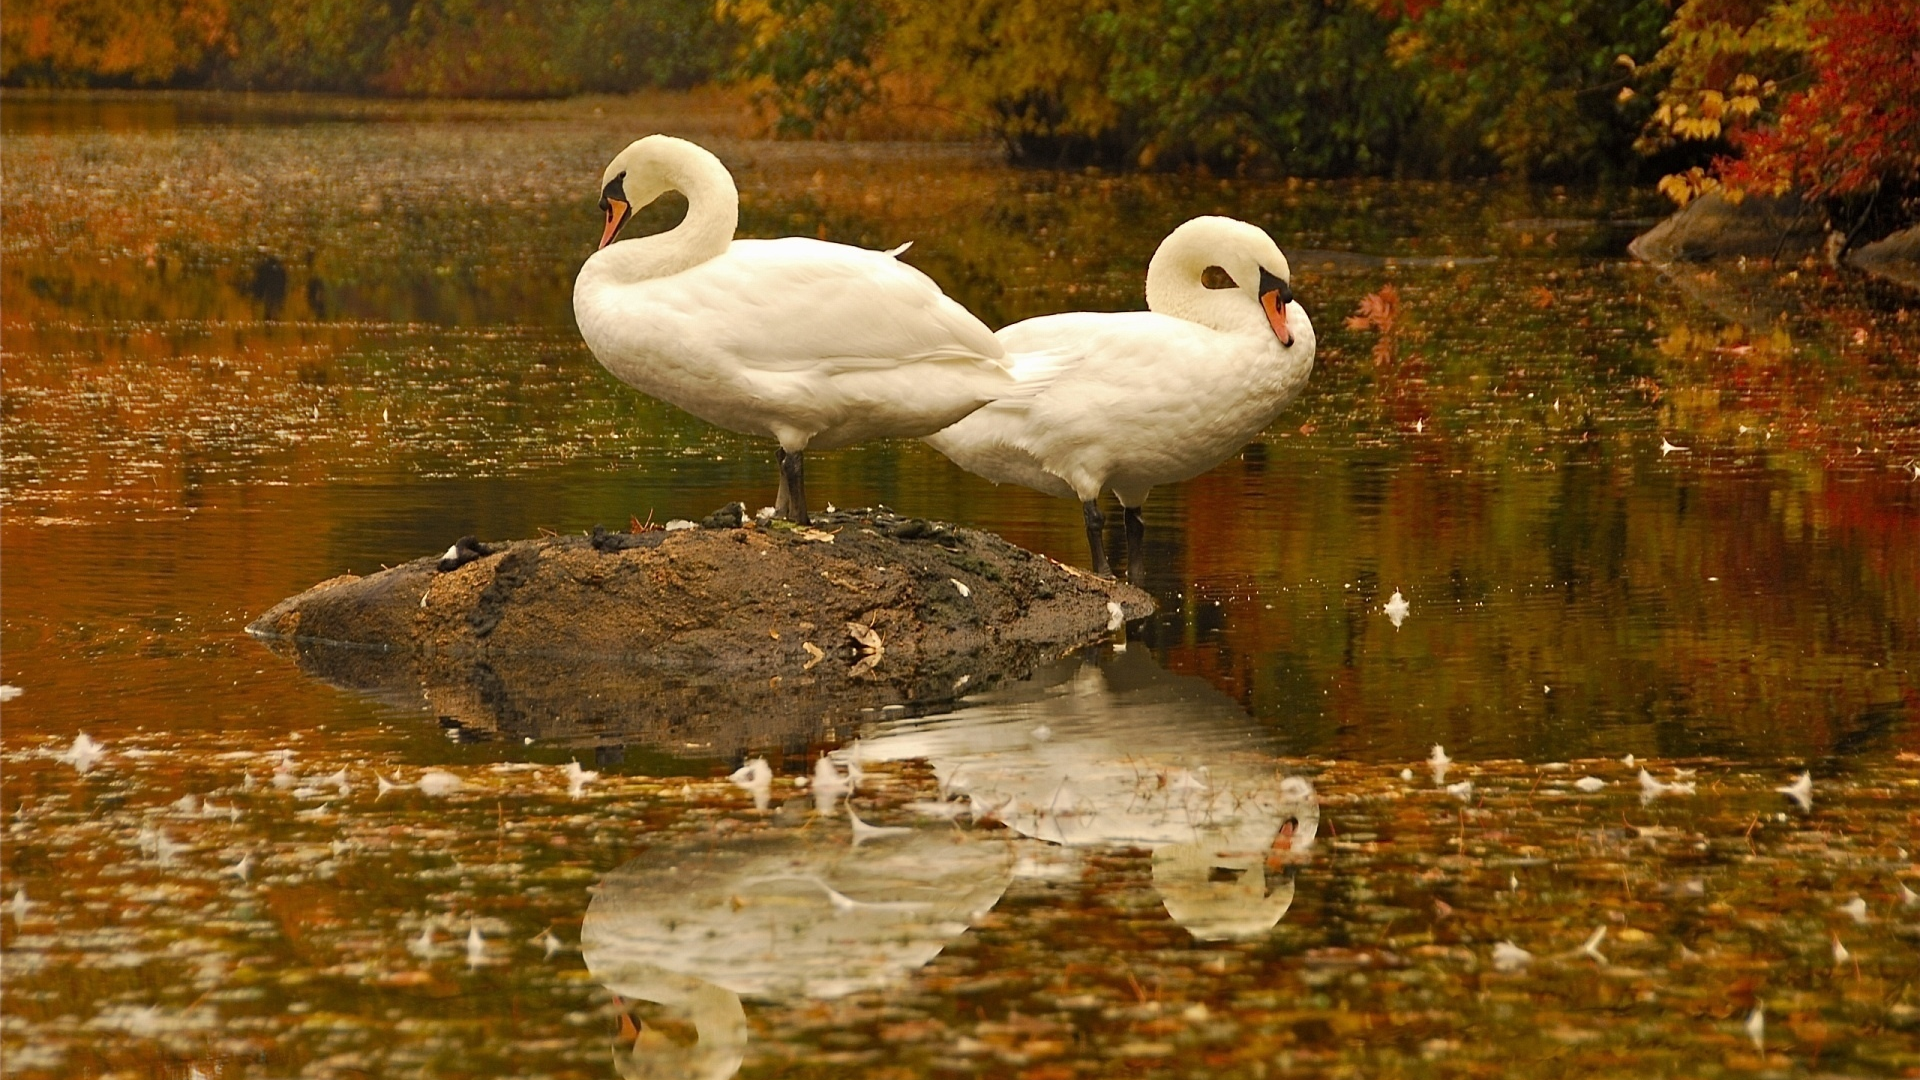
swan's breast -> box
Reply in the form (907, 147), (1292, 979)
(982, 307), (1315, 493)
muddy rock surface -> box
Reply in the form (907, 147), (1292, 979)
(248, 508), (1154, 753)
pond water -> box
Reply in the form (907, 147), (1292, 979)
(4, 91), (1920, 1078)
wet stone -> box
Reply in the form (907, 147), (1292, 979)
(699, 501), (748, 529)
(246, 511), (1153, 752)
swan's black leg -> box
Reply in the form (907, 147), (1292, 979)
(1123, 505), (1146, 583)
(1082, 499), (1111, 577)
(782, 450), (810, 525)
(774, 449), (792, 518)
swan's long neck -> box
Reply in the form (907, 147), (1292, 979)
(600, 962), (748, 1080)
(1143, 221), (1269, 334)
(591, 139), (740, 283)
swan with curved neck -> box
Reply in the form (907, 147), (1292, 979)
(598, 964), (748, 1080)
(923, 215), (1316, 578)
(574, 135), (1034, 524)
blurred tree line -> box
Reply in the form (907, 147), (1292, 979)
(2, 0), (734, 95)
(5, 0), (1914, 199)
(725, 0), (1671, 179)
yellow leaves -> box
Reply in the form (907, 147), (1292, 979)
(1657, 166), (1724, 207)
(1672, 115), (1722, 139)
(716, 0), (788, 50)
(1649, 76), (1773, 146)
(1386, 30), (1427, 66)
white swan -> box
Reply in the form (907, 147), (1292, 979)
(855, 648), (1320, 941)
(574, 135), (1039, 524)
(923, 215), (1316, 578)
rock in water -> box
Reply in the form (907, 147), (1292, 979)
(700, 502), (747, 529)
(248, 510), (1152, 753)
(1848, 225), (1920, 292)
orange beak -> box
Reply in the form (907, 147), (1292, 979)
(1257, 267), (1294, 347)
(1266, 816), (1299, 873)
(599, 198), (632, 250)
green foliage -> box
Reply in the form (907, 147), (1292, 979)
(564, 0), (737, 90)
(217, 0), (405, 92)
(724, 0), (887, 135)
(1092, 0), (1421, 174)
(882, 0), (1122, 157)
(1379, 0), (1669, 176)
(742, 0), (1668, 178)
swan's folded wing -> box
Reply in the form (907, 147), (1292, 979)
(980, 310), (1169, 410)
(702, 238), (1008, 374)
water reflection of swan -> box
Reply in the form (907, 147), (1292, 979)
(856, 646), (1319, 940)
(573, 135), (1041, 524)
(580, 647), (1313, 1078)
(601, 962), (747, 1080)
(924, 216), (1316, 578)
(582, 822), (1013, 1078)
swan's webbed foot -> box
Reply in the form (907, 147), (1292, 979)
(781, 449), (810, 525)
(1123, 505), (1145, 583)
(1082, 499), (1111, 577)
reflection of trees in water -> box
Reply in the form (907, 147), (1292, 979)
(1149, 424), (1919, 759)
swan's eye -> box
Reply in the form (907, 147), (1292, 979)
(1201, 265), (1237, 290)
(602, 170), (628, 204)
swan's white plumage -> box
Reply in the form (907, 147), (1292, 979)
(925, 215), (1316, 508)
(574, 135), (1029, 453)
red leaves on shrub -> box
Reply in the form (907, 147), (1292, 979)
(1720, 0), (1920, 199)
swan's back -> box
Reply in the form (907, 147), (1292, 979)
(579, 236), (1026, 449)
(705, 239), (1005, 370)
(930, 306), (1311, 502)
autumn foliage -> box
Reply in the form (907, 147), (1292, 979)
(729, 0), (1666, 177)
(1719, 0), (1920, 200)
(3, 0), (230, 85)
(1642, 0), (1920, 221)
(4, 0), (1915, 210)
(2, 0), (733, 94)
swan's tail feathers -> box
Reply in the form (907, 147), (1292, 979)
(990, 345), (1081, 401)
(883, 241), (914, 258)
